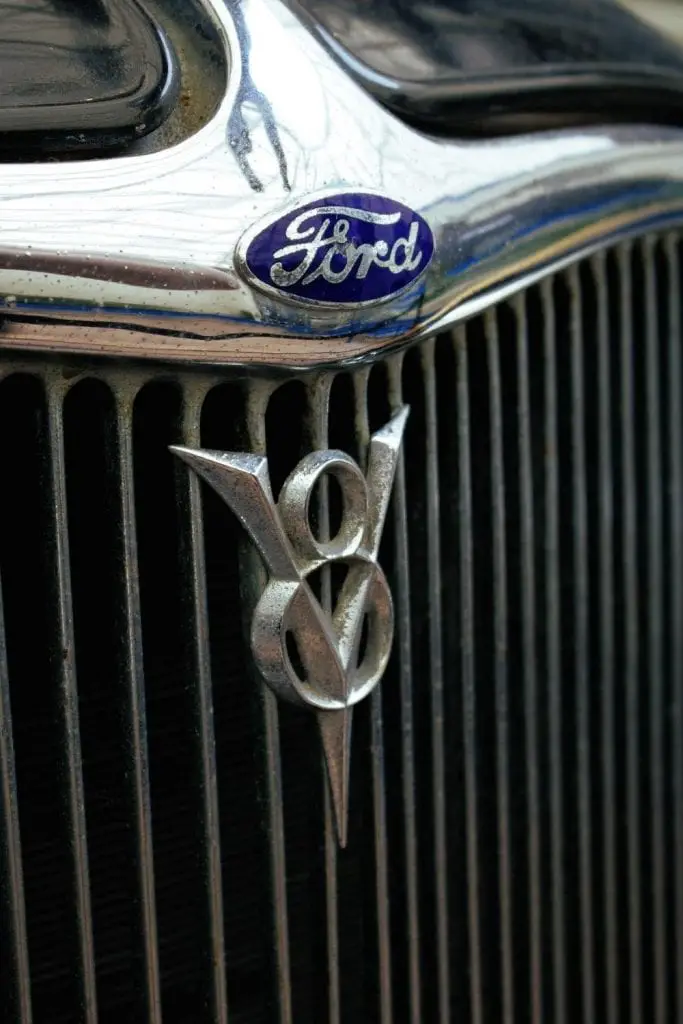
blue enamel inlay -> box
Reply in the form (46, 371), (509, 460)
(242, 191), (435, 305)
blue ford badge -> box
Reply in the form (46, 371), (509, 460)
(236, 190), (434, 307)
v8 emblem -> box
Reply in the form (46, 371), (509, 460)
(172, 407), (408, 845)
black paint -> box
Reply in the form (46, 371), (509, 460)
(0, 0), (179, 156)
(288, 0), (683, 133)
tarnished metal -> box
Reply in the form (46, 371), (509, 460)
(172, 407), (408, 843)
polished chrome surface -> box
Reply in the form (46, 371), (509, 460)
(172, 407), (407, 844)
(1, 231), (682, 1023)
(0, 0), (680, 366)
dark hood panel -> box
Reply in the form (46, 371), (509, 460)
(0, 0), (179, 155)
(288, 0), (683, 132)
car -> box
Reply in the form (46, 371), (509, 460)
(0, 1), (682, 1022)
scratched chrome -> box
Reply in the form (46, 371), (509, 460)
(0, 0), (681, 367)
(172, 408), (407, 844)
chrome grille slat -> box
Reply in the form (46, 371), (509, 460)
(354, 365), (394, 1024)
(455, 325), (484, 1024)
(308, 373), (341, 1024)
(116, 393), (163, 1024)
(569, 263), (596, 1024)
(46, 383), (99, 1024)
(594, 249), (618, 1024)
(619, 241), (643, 1024)
(1, 230), (682, 1024)
(0, 575), (32, 1024)
(421, 336), (451, 1024)
(666, 233), (683, 1024)
(387, 354), (422, 1024)
(644, 237), (668, 1024)
(518, 288), (545, 1024)
(245, 381), (293, 1024)
(181, 383), (229, 1024)
(485, 309), (514, 1024)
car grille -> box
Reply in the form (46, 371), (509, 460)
(1, 232), (682, 1024)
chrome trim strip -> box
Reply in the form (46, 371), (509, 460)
(0, 0), (681, 367)
(422, 337), (450, 1024)
(0, 575), (32, 1024)
(354, 368), (393, 1024)
(181, 383), (230, 1024)
(116, 393), (163, 1024)
(455, 326), (484, 1024)
(619, 242), (643, 1024)
(47, 385), (99, 1024)
(541, 276), (567, 1024)
(666, 233), (683, 1024)
(644, 237), (668, 1024)
(485, 310), (513, 1024)
(387, 355), (421, 1024)
(569, 263), (596, 1024)
(594, 249), (619, 1024)
(516, 290), (544, 1024)
(244, 381), (293, 1024)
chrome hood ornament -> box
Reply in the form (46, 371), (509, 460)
(171, 407), (408, 845)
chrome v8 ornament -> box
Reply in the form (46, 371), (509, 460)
(171, 407), (408, 845)
(235, 190), (434, 307)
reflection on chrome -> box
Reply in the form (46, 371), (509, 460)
(0, 0), (680, 367)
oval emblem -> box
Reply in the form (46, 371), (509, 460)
(236, 190), (434, 307)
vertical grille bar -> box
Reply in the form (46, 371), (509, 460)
(181, 382), (229, 1024)
(644, 237), (667, 1024)
(485, 310), (514, 1024)
(666, 233), (683, 1024)
(542, 275), (566, 1024)
(307, 373), (341, 1024)
(517, 290), (544, 1024)
(116, 392), (163, 1024)
(245, 381), (293, 1024)
(619, 242), (643, 1024)
(47, 384), (98, 1024)
(568, 264), (596, 1024)
(387, 354), (422, 1024)
(455, 325), (483, 1024)
(0, 576), (32, 1024)
(354, 367), (393, 1024)
(594, 251), (618, 1024)
(421, 337), (451, 1024)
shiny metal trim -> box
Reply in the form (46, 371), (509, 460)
(0, 0), (681, 367)
(180, 383), (229, 1024)
(116, 392), (163, 1024)
(47, 384), (99, 1024)
(353, 367), (393, 1024)
(516, 290), (543, 1024)
(421, 337), (450, 1024)
(666, 232), (683, 1024)
(172, 403), (407, 845)
(644, 236), (668, 1024)
(619, 242), (643, 1024)
(541, 276), (566, 1024)
(594, 249), (619, 1024)
(244, 380), (293, 1024)
(386, 355), (421, 1024)
(307, 374), (341, 1024)
(455, 325), (483, 1024)
(485, 309), (514, 1024)
(568, 263), (596, 1024)
(0, 575), (32, 1024)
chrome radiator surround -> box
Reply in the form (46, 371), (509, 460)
(0, 0), (681, 369)
(1, 231), (682, 1023)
